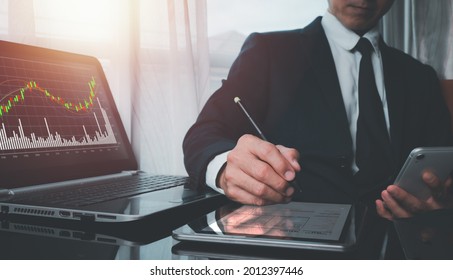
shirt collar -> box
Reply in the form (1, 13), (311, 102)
(321, 11), (381, 53)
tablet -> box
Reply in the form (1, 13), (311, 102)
(173, 201), (364, 253)
(394, 147), (453, 200)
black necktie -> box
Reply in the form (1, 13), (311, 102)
(355, 37), (392, 185)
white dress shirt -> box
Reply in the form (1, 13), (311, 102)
(205, 11), (390, 192)
(321, 11), (390, 172)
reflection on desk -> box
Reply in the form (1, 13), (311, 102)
(0, 201), (368, 260)
(0, 225), (179, 260)
(6, 200), (451, 260)
(0, 194), (228, 260)
(393, 208), (453, 259)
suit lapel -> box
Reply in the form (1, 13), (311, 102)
(310, 23), (353, 154)
(380, 40), (405, 168)
(296, 20), (356, 196)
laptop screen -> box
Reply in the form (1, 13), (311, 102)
(0, 41), (137, 188)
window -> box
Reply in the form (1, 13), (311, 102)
(33, 0), (116, 42)
(207, 0), (328, 93)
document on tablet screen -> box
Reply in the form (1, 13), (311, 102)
(206, 202), (351, 241)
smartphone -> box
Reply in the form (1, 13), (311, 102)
(394, 147), (453, 200)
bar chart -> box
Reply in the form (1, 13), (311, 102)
(0, 98), (117, 151)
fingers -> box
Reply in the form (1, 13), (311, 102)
(422, 170), (441, 188)
(276, 145), (301, 172)
(380, 186), (414, 219)
(422, 170), (443, 200)
(379, 184), (445, 220)
(219, 166), (287, 205)
(422, 170), (453, 204)
(218, 134), (300, 206)
(386, 185), (426, 213)
(375, 199), (393, 221)
(241, 135), (297, 183)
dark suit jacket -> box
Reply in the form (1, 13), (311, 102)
(183, 17), (452, 204)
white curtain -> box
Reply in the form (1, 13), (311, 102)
(132, 0), (210, 175)
(1, 0), (209, 176)
(381, 0), (453, 79)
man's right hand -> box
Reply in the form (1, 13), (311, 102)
(218, 134), (301, 206)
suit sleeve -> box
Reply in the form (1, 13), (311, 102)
(421, 65), (453, 146)
(183, 33), (272, 189)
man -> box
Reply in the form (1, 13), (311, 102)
(183, 0), (452, 223)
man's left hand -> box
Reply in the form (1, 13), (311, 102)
(376, 170), (453, 221)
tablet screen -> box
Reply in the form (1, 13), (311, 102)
(201, 202), (351, 241)
(173, 202), (366, 252)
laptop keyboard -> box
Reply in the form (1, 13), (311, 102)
(12, 175), (188, 207)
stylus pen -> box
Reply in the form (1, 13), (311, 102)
(234, 97), (302, 193)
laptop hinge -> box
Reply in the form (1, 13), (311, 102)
(10, 171), (141, 195)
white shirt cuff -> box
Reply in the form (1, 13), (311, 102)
(205, 151), (229, 195)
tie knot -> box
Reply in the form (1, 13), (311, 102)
(355, 37), (373, 56)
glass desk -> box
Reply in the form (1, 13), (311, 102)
(393, 208), (453, 259)
(1, 203), (450, 260)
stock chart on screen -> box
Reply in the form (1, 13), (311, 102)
(0, 56), (121, 159)
(0, 41), (134, 188)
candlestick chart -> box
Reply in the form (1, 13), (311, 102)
(0, 56), (119, 156)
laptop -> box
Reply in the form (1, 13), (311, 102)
(0, 40), (219, 223)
